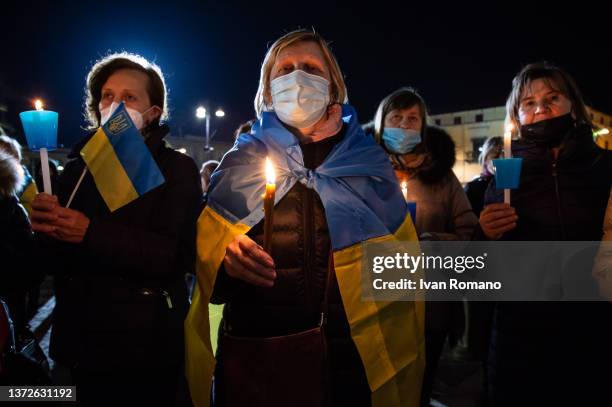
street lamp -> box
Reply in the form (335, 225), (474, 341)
(195, 105), (225, 151)
(196, 106), (206, 119)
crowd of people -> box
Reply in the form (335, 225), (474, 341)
(1, 29), (611, 407)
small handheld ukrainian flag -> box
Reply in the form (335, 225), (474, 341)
(80, 102), (165, 211)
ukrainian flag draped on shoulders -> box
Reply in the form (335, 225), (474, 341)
(185, 105), (425, 407)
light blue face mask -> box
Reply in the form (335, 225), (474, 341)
(382, 128), (422, 154)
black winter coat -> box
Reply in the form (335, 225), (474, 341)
(483, 124), (612, 405)
(46, 124), (202, 369)
(464, 174), (492, 217)
(0, 197), (35, 296)
(212, 128), (371, 406)
(0, 151), (39, 331)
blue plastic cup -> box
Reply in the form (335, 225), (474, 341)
(493, 158), (523, 189)
(19, 110), (58, 151)
(406, 201), (417, 224)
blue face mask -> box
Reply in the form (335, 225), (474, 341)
(382, 128), (422, 154)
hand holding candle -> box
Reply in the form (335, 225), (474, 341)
(263, 157), (276, 254)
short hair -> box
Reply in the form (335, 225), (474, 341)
(254, 29), (348, 117)
(373, 87), (428, 145)
(506, 62), (591, 136)
(478, 136), (503, 167)
(84, 52), (168, 130)
(0, 135), (22, 161)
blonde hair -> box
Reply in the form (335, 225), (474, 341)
(253, 29), (348, 117)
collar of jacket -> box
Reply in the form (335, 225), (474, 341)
(513, 123), (600, 166)
(68, 124), (170, 159)
(392, 126), (456, 185)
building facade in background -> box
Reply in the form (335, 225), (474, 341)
(430, 106), (612, 184)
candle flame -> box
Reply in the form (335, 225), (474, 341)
(504, 123), (514, 134)
(401, 181), (407, 190)
(265, 157), (276, 184)
(34, 99), (44, 111)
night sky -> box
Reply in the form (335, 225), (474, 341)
(2, 0), (610, 148)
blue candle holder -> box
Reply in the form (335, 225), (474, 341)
(493, 158), (523, 189)
(19, 110), (58, 151)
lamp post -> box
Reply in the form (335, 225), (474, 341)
(196, 106), (225, 151)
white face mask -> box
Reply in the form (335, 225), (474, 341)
(270, 70), (330, 129)
(99, 101), (156, 130)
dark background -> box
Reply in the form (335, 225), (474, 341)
(2, 0), (609, 147)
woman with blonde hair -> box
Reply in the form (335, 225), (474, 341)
(185, 30), (424, 407)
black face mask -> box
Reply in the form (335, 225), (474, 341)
(520, 113), (575, 148)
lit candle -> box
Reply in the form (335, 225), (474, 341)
(19, 99), (58, 194)
(503, 123), (513, 204)
(263, 157), (276, 254)
(503, 123), (513, 160)
(401, 180), (408, 202)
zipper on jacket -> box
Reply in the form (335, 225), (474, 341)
(551, 154), (566, 240)
(303, 186), (314, 306)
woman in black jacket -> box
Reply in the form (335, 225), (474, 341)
(0, 148), (37, 330)
(479, 62), (612, 406)
(30, 53), (202, 405)
(211, 30), (372, 407)
(195, 30), (424, 407)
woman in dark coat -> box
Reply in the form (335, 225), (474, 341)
(0, 149), (37, 329)
(30, 53), (202, 405)
(186, 30), (424, 407)
(479, 62), (612, 406)
(370, 88), (478, 406)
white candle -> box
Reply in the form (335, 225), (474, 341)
(503, 123), (513, 204)
(401, 180), (408, 202)
(35, 100), (52, 194)
(503, 123), (512, 160)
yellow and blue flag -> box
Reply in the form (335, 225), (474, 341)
(80, 103), (164, 212)
(18, 166), (38, 216)
(185, 105), (425, 407)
